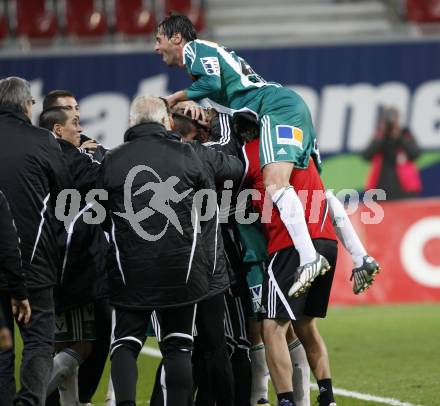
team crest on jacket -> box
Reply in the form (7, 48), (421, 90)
(115, 165), (193, 241)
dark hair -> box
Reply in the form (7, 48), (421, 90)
(39, 106), (71, 131)
(156, 14), (197, 42)
(172, 113), (196, 137)
(43, 90), (76, 111)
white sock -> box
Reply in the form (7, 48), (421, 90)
(325, 190), (367, 267)
(250, 343), (270, 403)
(288, 339), (310, 406)
(47, 348), (82, 395)
(106, 377), (116, 406)
(59, 366), (79, 406)
(272, 187), (316, 265)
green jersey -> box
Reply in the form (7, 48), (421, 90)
(184, 39), (279, 111)
(184, 39), (322, 170)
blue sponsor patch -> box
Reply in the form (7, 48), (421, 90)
(276, 125), (303, 148)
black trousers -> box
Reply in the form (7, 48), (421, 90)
(150, 293), (235, 406)
(78, 297), (112, 402)
(111, 304), (196, 406)
(193, 293), (234, 406)
(224, 289), (253, 406)
(0, 288), (54, 406)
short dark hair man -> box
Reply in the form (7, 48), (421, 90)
(98, 96), (210, 405)
(39, 105), (108, 405)
(42, 91), (111, 406)
(0, 76), (70, 405)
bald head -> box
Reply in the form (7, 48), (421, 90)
(129, 96), (170, 129)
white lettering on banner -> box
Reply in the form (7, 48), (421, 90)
(318, 83), (410, 153)
(411, 80), (440, 150)
(30, 79), (44, 123)
(400, 216), (440, 288)
(136, 74), (169, 98)
(28, 76), (435, 154)
(81, 93), (130, 149)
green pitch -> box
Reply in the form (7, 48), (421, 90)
(12, 303), (440, 405)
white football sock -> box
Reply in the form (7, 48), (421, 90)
(59, 366), (79, 406)
(289, 339), (310, 406)
(250, 343), (270, 403)
(325, 190), (366, 267)
(272, 186), (316, 265)
(47, 348), (82, 395)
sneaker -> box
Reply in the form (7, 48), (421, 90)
(350, 255), (380, 294)
(256, 398), (271, 405)
(288, 254), (331, 297)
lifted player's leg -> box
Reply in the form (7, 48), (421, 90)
(325, 190), (380, 294)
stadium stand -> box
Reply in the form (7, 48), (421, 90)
(165, 0), (205, 31)
(65, 0), (108, 37)
(206, 0), (393, 46)
(1, 0), (439, 49)
(114, 0), (156, 35)
(406, 0), (440, 22)
(0, 2), (8, 41)
(15, 0), (58, 39)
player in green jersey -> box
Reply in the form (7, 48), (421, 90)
(154, 14), (330, 299)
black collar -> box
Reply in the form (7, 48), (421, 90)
(124, 122), (168, 142)
(0, 108), (32, 125)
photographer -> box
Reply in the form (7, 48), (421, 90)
(363, 107), (422, 200)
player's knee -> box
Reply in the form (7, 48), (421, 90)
(160, 333), (193, 356)
(110, 337), (142, 359)
(263, 319), (288, 337)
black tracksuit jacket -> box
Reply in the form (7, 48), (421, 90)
(180, 138), (243, 297)
(97, 122), (212, 310)
(0, 190), (26, 298)
(0, 109), (70, 290)
(54, 139), (109, 313)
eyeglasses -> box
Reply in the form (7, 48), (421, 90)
(28, 98), (36, 105)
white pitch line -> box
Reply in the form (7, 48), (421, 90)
(311, 384), (420, 406)
(140, 345), (421, 406)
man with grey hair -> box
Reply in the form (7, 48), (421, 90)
(97, 95), (210, 405)
(0, 76), (70, 405)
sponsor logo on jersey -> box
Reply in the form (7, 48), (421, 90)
(201, 57), (220, 76)
(276, 125), (303, 149)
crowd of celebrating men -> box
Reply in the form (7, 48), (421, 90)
(0, 13), (380, 406)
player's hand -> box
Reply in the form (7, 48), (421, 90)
(178, 101), (207, 122)
(11, 298), (31, 325)
(166, 90), (187, 108)
(80, 139), (98, 151)
(0, 327), (12, 350)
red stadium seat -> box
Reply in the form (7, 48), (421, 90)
(66, 0), (107, 37)
(115, 0), (155, 35)
(406, 0), (440, 23)
(0, 3), (8, 41)
(164, 0), (205, 32)
(15, 0), (57, 39)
